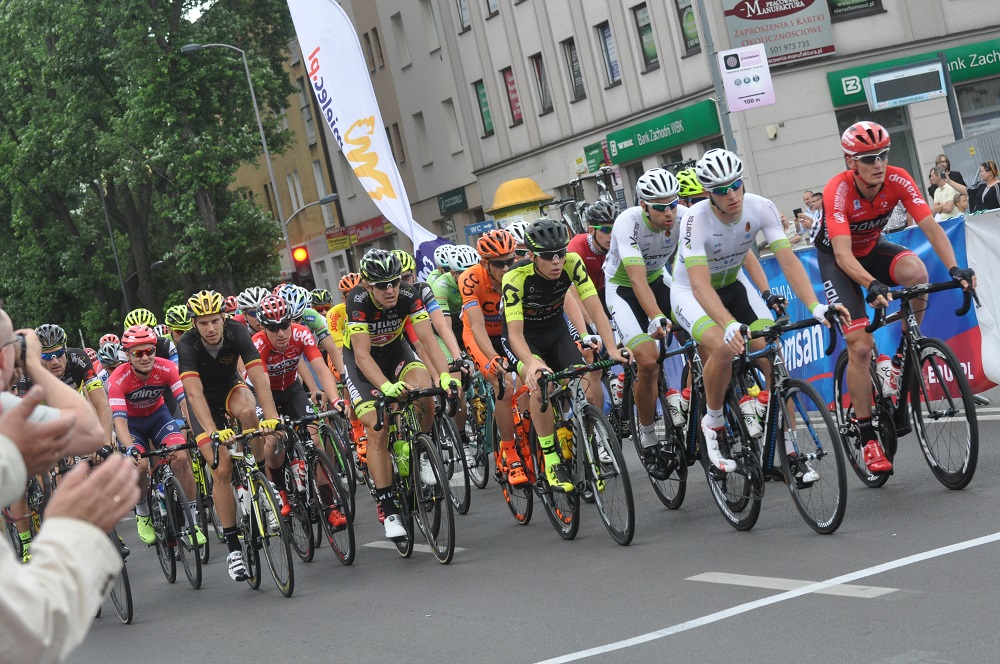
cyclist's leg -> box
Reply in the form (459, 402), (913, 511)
(874, 239), (927, 325)
(226, 381), (264, 459)
(190, 390), (237, 534)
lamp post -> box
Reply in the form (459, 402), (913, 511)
(284, 193), (340, 232)
(181, 42), (291, 262)
(96, 181), (130, 312)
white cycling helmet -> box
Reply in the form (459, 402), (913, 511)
(450, 245), (481, 271)
(433, 244), (454, 270)
(505, 220), (529, 246)
(695, 149), (744, 189)
(635, 168), (680, 201)
(237, 286), (270, 312)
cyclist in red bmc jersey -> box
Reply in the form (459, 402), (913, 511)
(817, 121), (976, 474)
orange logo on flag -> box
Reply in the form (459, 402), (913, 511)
(345, 117), (397, 201)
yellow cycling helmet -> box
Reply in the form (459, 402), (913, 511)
(187, 290), (224, 317)
(164, 304), (193, 331)
(123, 307), (157, 331)
(676, 168), (704, 198)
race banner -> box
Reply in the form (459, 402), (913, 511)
(286, 0), (450, 278)
(963, 210), (1000, 384)
(759, 216), (991, 404)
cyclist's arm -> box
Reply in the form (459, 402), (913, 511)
(85, 386), (114, 446)
(465, 305), (499, 366)
(742, 250), (771, 294)
(297, 357), (320, 393)
(564, 291), (589, 339)
(107, 381), (132, 450)
(580, 293), (618, 352)
(112, 415), (132, 451)
(505, 318), (546, 386)
(181, 375), (219, 435)
(830, 235), (878, 288)
(308, 355), (340, 401)
(245, 363), (279, 421)
(624, 263), (665, 321)
(328, 342), (346, 380)
(773, 246), (822, 309)
(566, 283), (595, 327)
(411, 317), (451, 379)
(428, 308), (463, 361)
(916, 215), (962, 273)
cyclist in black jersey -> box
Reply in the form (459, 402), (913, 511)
(344, 249), (459, 541)
(178, 290), (282, 582)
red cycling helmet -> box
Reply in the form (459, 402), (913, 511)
(841, 121), (890, 156)
(258, 295), (291, 326)
(85, 347), (99, 365)
(224, 295), (239, 315)
(476, 229), (517, 259)
(99, 333), (121, 347)
(121, 324), (158, 349)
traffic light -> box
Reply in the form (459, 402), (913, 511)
(291, 245), (316, 290)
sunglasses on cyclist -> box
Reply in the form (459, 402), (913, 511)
(592, 225), (614, 233)
(244, 310), (258, 318)
(41, 348), (66, 361)
(129, 348), (156, 359)
(646, 200), (680, 212)
(709, 179), (743, 196)
(535, 248), (567, 261)
(371, 277), (402, 290)
(489, 257), (516, 269)
(515, 248), (529, 258)
(853, 149), (890, 165)
(263, 321), (292, 332)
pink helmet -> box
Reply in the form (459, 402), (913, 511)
(121, 324), (158, 349)
(841, 121), (890, 156)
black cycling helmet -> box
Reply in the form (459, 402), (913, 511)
(524, 218), (569, 253)
(583, 200), (618, 227)
(360, 248), (402, 283)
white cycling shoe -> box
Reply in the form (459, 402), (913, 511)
(701, 415), (737, 473)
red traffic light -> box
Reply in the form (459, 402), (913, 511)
(292, 246), (309, 263)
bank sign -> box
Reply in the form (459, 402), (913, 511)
(605, 99), (720, 164)
(828, 38), (1000, 107)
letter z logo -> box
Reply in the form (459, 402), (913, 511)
(842, 76), (861, 95)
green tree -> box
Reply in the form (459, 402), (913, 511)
(0, 0), (294, 341)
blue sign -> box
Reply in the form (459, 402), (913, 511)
(464, 220), (496, 239)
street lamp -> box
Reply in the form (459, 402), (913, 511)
(284, 193), (339, 230)
(96, 181), (130, 312)
(181, 42), (291, 261)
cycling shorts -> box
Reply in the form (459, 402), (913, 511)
(671, 270), (772, 343)
(343, 343), (425, 418)
(127, 405), (186, 453)
(607, 279), (673, 350)
(502, 322), (584, 377)
(817, 237), (915, 334)
(272, 378), (313, 422)
(189, 375), (251, 442)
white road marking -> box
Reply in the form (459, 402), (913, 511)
(687, 572), (897, 598)
(363, 540), (466, 554)
(535, 530), (1000, 664)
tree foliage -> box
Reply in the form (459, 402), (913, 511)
(0, 0), (295, 342)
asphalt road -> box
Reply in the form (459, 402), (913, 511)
(72, 390), (1000, 664)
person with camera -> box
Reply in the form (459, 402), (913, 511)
(0, 309), (139, 663)
(929, 167), (960, 221)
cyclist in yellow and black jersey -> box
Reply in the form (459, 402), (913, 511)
(501, 218), (626, 493)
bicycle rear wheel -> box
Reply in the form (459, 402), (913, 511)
(703, 394), (762, 531)
(779, 380), (847, 534)
(241, 507), (262, 591)
(165, 477), (201, 589)
(393, 474), (415, 558)
(284, 441), (315, 563)
(107, 527), (133, 624)
(464, 384), (494, 489)
(318, 422), (356, 521)
(151, 486), (176, 583)
(412, 434), (456, 564)
(534, 427), (580, 540)
(434, 413), (471, 515)
(251, 471), (295, 597)
(310, 447), (355, 565)
(501, 434), (533, 525)
(909, 339), (978, 490)
(583, 405), (634, 546)
(832, 349), (895, 488)
(627, 387), (686, 510)
(194, 484), (210, 565)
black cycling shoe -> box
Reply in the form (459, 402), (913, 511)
(641, 447), (670, 481)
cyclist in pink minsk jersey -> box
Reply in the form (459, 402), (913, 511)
(108, 325), (202, 546)
(816, 121), (976, 474)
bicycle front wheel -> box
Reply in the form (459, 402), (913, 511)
(310, 447), (356, 565)
(107, 528), (133, 624)
(165, 477), (201, 589)
(434, 413), (471, 515)
(832, 350), (894, 488)
(583, 405), (634, 546)
(284, 442), (315, 564)
(411, 434), (456, 564)
(318, 422), (356, 521)
(627, 388), (686, 510)
(702, 394), (762, 531)
(151, 488), (177, 584)
(909, 339), (979, 489)
(534, 426), (580, 540)
(251, 471), (295, 597)
(779, 380), (847, 534)
(464, 384), (494, 490)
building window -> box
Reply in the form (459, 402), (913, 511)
(371, 27), (385, 68)
(391, 123), (406, 162)
(674, 0), (700, 56)
(413, 111), (432, 166)
(390, 14), (410, 68)
(486, 0), (499, 17)
(473, 80), (494, 136)
(562, 38), (586, 101)
(836, 106), (920, 184)
(442, 98), (464, 154)
(956, 75), (1000, 136)
(312, 160), (335, 228)
(456, 0), (471, 31)
(286, 170), (304, 210)
(297, 77), (316, 145)
(500, 67), (523, 126)
(529, 53), (553, 114)
(420, 0), (441, 52)
(289, 40), (301, 65)
(632, 4), (658, 71)
(362, 33), (375, 72)
(596, 22), (621, 86)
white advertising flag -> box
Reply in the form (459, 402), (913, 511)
(286, 0), (449, 276)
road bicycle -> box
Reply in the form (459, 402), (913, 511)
(278, 408), (356, 565)
(832, 280), (979, 490)
(714, 313), (847, 533)
(373, 386), (457, 564)
(536, 358), (634, 545)
(210, 428), (294, 597)
(462, 366), (498, 490)
(3, 473), (49, 560)
(433, 405), (471, 515)
(106, 526), (133, 624)
(493, 382), (536, 525)
(131, 441), (203, 588)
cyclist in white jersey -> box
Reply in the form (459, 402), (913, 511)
(604, 168), (687, 478)
(671, 149), (841, 473)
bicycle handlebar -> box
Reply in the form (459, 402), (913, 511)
(740, 309), (840, 364)
(373, 386), (457, 432)
(865, 279), (978, 334)
(209, 427), (271, 470)
(127, 440), (200, 461)
(537, 357), (622, 413)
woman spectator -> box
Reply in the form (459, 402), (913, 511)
(946, 161), (1000, 213)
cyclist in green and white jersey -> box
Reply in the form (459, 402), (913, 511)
(604, 168), (687, 479)
(671, 149), (841, 473)
(425, 244), (454, 289)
